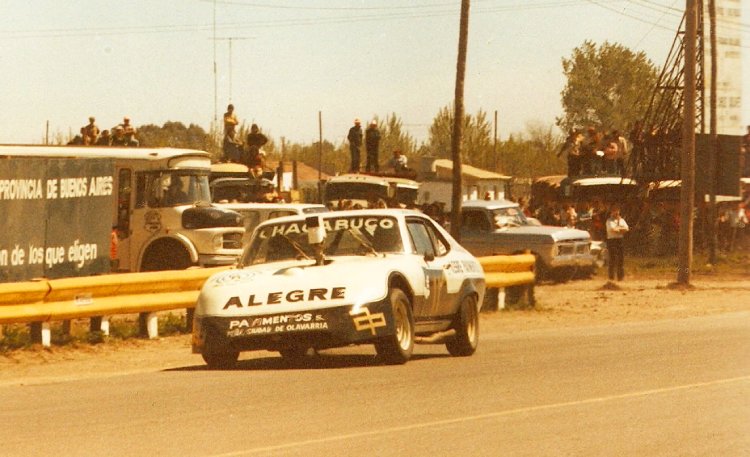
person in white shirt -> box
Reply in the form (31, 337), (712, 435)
(726, 203), (748, 251)
(605, 204), (629, 281)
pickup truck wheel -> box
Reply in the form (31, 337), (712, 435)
(533, 254), (547, 283)
(375, 288), (414, 365)
(446, 295), (479, 357)
(202, 349), (239, 369)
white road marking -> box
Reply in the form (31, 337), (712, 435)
(211, 375), (750, 456)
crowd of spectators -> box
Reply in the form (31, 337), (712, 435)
(557, 126), (629, 177)
(68, 116), (139, 147)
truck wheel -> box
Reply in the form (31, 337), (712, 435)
(375, 288), (414, 365)
(446, 295), (479, 356)
(141, 240), (192, 271)
(202, 349), (239, 369)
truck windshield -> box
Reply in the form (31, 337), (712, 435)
(149, 171), (211, 207)
(325, 182), (388, 203)
(491, 207), (529, 228)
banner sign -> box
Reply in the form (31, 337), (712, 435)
(0, 158), (114, 282)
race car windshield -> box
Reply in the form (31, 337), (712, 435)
(241, 215), (403, 265)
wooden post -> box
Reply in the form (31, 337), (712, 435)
(707, 0), (718, 264)
(450, 0), (471, 241)
(678, 0), (697, 285)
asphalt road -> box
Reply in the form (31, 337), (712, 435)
(2, 312), (748, 457)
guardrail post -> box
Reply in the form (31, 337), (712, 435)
(90, 316), (102, 333)
(185, 308), (194, 332)
(29, 322), (42, 344)
(100, 316), (110, 336)
(146, 313), (158, 339)
(527, 283), (535, 307)
(497, 288), (506, 310)
(41, 323), (51, 347)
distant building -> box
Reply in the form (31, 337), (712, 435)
(416, 157), (513, 211)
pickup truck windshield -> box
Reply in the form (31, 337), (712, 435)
(491, 207), (529, 228)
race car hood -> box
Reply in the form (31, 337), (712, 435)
(197, 256), (401, 316)
(494, 225), (590, 242)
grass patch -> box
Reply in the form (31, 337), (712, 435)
(624, 251), (749, 278)
(0, 312), (191, 355)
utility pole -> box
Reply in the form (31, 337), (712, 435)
(493, 109), (498, 172)
(318, 111), (323, 202)
(212, 0), (217, 130)
(707, 0), (718, 265)
(450, 0), (470, 241)
(678, 0), (697, 285)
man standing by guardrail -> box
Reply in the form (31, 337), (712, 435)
(606, 204), (629, 282)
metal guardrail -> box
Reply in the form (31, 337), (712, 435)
(478, 253), (536, 309)
(0, 254), (535, 346)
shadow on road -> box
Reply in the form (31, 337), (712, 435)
(166, 352), (448, 372)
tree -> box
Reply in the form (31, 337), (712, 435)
(426, 106), (493, 169)
(496, 122), (565, 178)
(377, 113), (417, 159)
(138, 122), (216, 156)
(558, 40), (659, 132)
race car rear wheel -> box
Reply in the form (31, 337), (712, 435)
(375, 288), (414, 365)
(202, 349), (239, 369)
(446, 294), (479, 357)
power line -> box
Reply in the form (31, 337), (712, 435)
(1, 0), (746, 40)
(0, 0), (594, 39)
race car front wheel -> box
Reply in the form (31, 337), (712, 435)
(446, 294), (479, 356)
(375, 288), (414, 365)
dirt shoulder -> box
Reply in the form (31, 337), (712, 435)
(1, 274), (748, 386)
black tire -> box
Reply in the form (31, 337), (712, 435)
(141, 240), (192, 271)
(201, 349), (239, 369)
(446, 295), (479, 356)
(375, 288), (414, 365)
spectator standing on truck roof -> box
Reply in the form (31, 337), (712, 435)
(223, 104), (241, 162)
(580, 127), (602, 175)
(82, 117), (100, 145)
(605, 204), (629, 282)
(602, 140), (619, 175)
(557, 128), (583, 176)
(365, 120), (381, 173)
(347, 118), (363, 173)
(244, 124), (268, 177)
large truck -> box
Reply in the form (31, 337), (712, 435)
(0, 145), (244, 274)
(323, 173), (420, 208)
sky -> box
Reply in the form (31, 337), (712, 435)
(0, 0), (748, 148)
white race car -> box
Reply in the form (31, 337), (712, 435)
(192, 209), (486, 368)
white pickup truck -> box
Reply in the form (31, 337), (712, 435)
(459, 199), (599, 279)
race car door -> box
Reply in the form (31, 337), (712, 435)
(405, 217), (452, 324)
